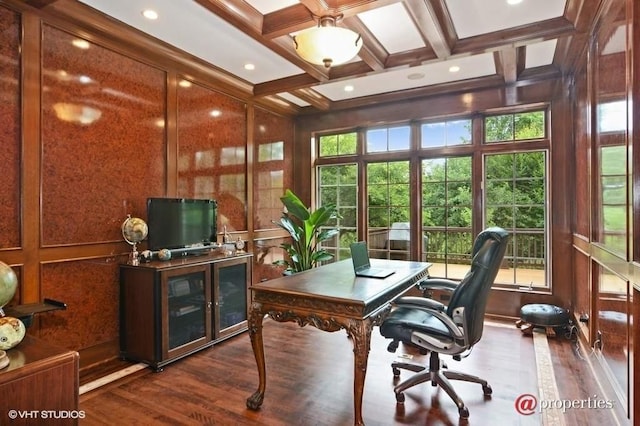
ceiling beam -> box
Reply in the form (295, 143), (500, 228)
(494, 47), (518, 84)
(404, 0), (453, 59)
(342, 15), (387, 71)
(291, 88), (333, 110)
(554, 0), (601, 74)
(261, 0), (402, 38)
(454, 17), (576, 55)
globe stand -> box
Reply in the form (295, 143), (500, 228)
(128, 243), (140, 266)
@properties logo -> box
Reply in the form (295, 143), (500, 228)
(515, 393), (537, 415)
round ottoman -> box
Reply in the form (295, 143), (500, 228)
(515, 303), (570, 337)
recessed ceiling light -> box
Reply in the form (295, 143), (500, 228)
(210, 109), (221, 117)
(142, 9), (158, 20)
(407, 72), (425, 80)
(507, 0), (523, 4)
(449, 65), (460, 73)
(178, 80), (192, 88)
(71, 39), (90, 50)
(244, 63), (255, 71)
(344, 85), (354, 92)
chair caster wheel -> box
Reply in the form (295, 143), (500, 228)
(482, 384), (492, 395)
(395, 392), (405, 403)
(392, 367), (400, 377)
(458, 406), (469, 419)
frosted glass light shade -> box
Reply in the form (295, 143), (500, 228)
(294, 20), (362, 68)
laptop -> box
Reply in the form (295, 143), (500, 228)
(350, 241), (395, 279)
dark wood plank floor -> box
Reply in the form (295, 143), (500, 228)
(79, 320), (619, 425)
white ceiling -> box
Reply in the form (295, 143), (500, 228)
(78, 0), (567, 108)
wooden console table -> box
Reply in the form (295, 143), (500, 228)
(0, 335), (79, 425)
(246, 258), (431, 426)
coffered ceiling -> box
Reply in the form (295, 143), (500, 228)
(74, 0), (599, 112)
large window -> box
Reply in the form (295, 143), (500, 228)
(484, 151), (547, 287)
(422, 157), (472, 279)
(314, 109), (549, 288)
(367, 161), (411, 259)
(318, 164), (358, 260)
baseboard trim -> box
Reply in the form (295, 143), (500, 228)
(79, 362), (147, 395)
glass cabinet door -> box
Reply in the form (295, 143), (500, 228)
(162, 265), (211, 357)
(213, 257), (250, 340)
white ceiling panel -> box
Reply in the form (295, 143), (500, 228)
(79, 0), (303, 84)
(446, 0), (567, 39)
(525, 39), (558, 68)
(314, 53), (496, 101)
(357, 3), (425, 54)
(244, 0), (299, 15)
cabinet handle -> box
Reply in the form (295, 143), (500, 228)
(207, 302), (212, 309)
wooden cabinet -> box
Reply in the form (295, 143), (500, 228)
(0, 335), (79, 425)
(119, 252), (252, 371)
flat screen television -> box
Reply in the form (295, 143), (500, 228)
(147, 198), (217, 251)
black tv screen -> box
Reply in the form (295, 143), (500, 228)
(147, 198), (217, 251)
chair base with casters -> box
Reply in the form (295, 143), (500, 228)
(379, 227), (509, 420)
(385, 335), (492, 419)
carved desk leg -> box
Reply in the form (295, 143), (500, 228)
(246, 304), (266, 410)
(346, 318), (373, 426)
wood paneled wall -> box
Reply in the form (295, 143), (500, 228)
(570, 0), (637, 422)
(0, 1), (294, 353)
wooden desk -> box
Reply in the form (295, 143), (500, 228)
(246, 259), (431, 426)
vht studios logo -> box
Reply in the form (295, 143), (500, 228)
(515, 393), (614, 415)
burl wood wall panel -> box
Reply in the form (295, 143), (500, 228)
(39, 260), (120, 350)
(40, 25), (166, 245)
(0, 5), (21, 249)
(253, 107), (294, 230)
(177, 81), (247, 233)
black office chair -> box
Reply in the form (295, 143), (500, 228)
(379, 227), (509, 419)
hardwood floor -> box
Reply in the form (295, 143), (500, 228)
(79, 319), (620, 425)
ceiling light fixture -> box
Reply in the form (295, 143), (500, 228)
(293, 15), (363, 68)
(506, 0), (523, 4)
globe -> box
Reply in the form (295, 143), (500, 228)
(0, 316), (25, 350)
(121, 216), (148, 245)
(0, 261), (18, 311)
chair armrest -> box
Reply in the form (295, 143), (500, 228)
(418, 278), (458, 293)
(393, 297), (465, 341)
(394, 296), (446, 312)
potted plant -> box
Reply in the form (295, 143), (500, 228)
(273, 189), (340, 274)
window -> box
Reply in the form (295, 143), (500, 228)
(484, 151), (547, 286)
(421, 119), (471, 148)
(422, 157), (472, 279)
(313, 109), (550, 289)
(366, 125), (410, 152)
(318, 164), (358, 260)
(318, 132), (357, 157)
(485, 111), (545, 143)
(367, 161), (411, 258)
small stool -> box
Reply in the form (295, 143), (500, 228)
(515, 304), (570, 337)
